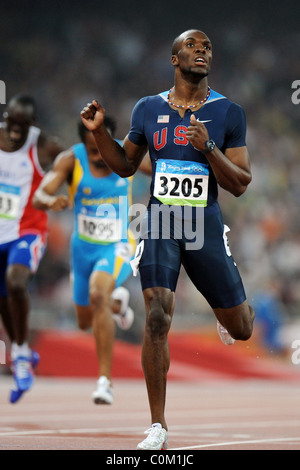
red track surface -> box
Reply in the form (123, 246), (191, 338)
(1, 378), (300, 451)
(30, 329), (300, 381)
(1, 330), (300, 451)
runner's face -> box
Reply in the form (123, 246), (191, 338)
(85, 131), (107, 168)
(4, 104), (34, 145)
(173, 31), (212, 76)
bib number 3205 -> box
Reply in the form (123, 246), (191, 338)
(158, 175), (204, 198)
(153, 159), (209, 207)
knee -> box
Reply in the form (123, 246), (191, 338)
(143, 287), (175, 340)
(244, 306), (255, 340)
(6, 276), (27, 298)
(144, 294), (172, 339)
(89, 289), (108, 311)
(147, 309), (171, 339)
(233, 306), (255, 341)
(235, 324), (253, 341)
(6, 266), (29, 297)
(77, 316), (90, 330)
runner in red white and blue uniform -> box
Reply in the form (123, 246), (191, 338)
(0, 94), (63, 403)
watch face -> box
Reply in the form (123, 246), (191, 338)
(207, 140), (215, 150)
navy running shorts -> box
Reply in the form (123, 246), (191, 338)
(135, 203), (246, 309)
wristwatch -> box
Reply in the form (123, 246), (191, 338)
(205, 139), (216, 152)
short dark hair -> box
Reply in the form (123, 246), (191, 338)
(171, 29), (208, 55)
(78, 115), (117, 143)
(6, 94), (37, 120)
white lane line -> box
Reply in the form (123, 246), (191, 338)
(170, 420), (300, 431)
(170, 436), (300, 450)
(1, 419), (300, 437)
(0, 427), (142, 437)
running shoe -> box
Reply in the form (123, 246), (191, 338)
(9, 350), (40, 404)
(217, 321), (235, 345)
(9, 385), (24, 404)
(92, 376), (114, 405)
(112, 287), (135, 330)
(31, 350), (40, 369)
(137, 423), (168, 450)
(113, 306), (134, 330)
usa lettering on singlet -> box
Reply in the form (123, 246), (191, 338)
(0, 125), (47, 244)
(128, 88), (247, 212)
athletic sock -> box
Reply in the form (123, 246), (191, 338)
(11, 342), (31, 361)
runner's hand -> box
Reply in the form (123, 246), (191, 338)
(49, 194), (72, 212)
(186, 114), (210, 151)
(80, 100), (105, 131)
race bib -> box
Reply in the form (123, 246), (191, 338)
(78, 213), (122, 243)
(153, 159), (209, 206)
(0, 183), (21, 220)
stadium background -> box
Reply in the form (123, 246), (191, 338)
(1, 0), (300, 375)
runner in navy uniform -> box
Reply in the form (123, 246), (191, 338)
(81, 29), (255, 450)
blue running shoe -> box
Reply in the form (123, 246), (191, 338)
(9, 350), (40, 404)
(31, 350), (40, 369)
(9, 386), (24, 404)
(13, 356), (34, 391)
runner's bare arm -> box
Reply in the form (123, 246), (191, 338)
(80, 100), (148, 177)
(37, 132), (65, 170)
(186, 114), (251, 197)
(138, 153), (152, 175)
(33, 149), (74, 211)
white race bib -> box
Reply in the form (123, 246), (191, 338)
(153, 159), (209, 207)
(0, 184), (21, 220)
(78, 213), (122, 243)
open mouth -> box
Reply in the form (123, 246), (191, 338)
(94, 159), (107, 169)
(8, 129), (23, 142)
(194, 57), (207, 65)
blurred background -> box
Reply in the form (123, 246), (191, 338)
(1, 0), (300, 363)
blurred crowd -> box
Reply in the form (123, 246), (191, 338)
(1, 1), (300, 351)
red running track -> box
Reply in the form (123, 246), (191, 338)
(1, 377), (300, 451)
(1, 328), (300, 451)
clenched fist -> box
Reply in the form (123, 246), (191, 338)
(80, 100), (106, 132)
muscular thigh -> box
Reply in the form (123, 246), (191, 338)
(0, 235), (45, 296)
(71, 236), (133, 306)
(138, 237), (182, 292)
(182, 211), (246, 309)
(0, 245), (8, 296)
(214, 300), (254, 340)
(74, 304), (93, 329)
(75, 271), (116, 329)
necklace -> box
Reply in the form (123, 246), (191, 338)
(167, 86), (211, 109)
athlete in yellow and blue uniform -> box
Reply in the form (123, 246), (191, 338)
(69, 140), (135, 306)
(33, 117), (136, 405)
